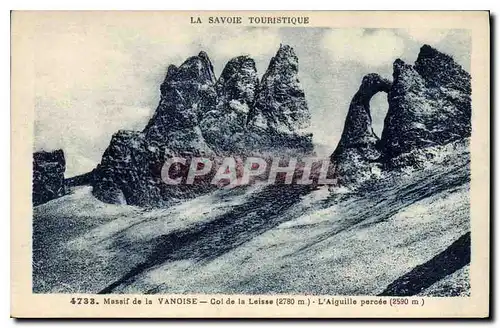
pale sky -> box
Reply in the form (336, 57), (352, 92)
(32, 14), (471, 177)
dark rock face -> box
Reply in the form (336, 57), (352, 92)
(93, 52), (222, 206)
(143, 52), (216, 156)
(331, 45), (471, 185)
(33, 150), (66, 206)
(92, 131), (165, 206)
(381, 46), (471, 159)
(200, 55), (259, 153)
(93, 45), (314, 206)
(414, 44), (471, 94)
(247, 44), (313, 153)
(331, 74), (392, 183)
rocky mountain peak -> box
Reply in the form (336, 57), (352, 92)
(271, 44), (299, 70)
(414, 44), (471, 93)
(392, 58), (420, 83)
(199, 55), (260, 153)
(143, 52), (217, 154)
(160, 52), (215, 88)
(197, 50), (210, 60)
(198, 51), (217, 83)
(416, 44), (442, 60)
(215, 55), (259, 107)
(248, 44), (312, 148)
(381, 46), (471, 160)
(92, 130), (165, 206)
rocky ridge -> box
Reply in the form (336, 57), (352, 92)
(92, 45), (313, 206)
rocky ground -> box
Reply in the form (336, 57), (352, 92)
(32, 140), (470, 295)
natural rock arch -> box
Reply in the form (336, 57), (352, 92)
(331, 45), (472, 186)
(330, 73), (392, 185)
(331, 73), (392, 162)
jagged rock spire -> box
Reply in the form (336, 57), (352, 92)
(246, 44), (313, 153)
(143, 52), (216, 155)
(249, 44), (311, 134)
(199, 55), (259, 153)
(215, 55), (259, 108)
(380, 45), (471, 159)
(415, 44), (471, 93)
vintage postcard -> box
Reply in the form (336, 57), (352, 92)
(11, 11), (490, 318)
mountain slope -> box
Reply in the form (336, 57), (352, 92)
(33, 139), (470, 295)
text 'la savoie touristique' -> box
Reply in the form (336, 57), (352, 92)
(190, 16), (310, 25)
